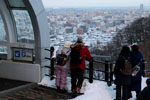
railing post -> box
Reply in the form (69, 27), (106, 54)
(108, 63), (113, 86)
(89, 57), (93, 83)
(105, 60), (108, 82)
(50, 46), (54, 80)
(142, 59), (145, 77)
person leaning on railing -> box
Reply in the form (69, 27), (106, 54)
(70, 37), (92, 95)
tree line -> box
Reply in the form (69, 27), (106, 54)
(91, 16), (150, 61)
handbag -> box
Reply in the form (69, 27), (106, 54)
(131, 59), (143, 77)
(132, 65), (140, 76)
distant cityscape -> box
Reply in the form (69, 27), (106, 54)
(0, 4), (150, 53)
(13, 10), (34, 42)
(46, 4), (150, 50)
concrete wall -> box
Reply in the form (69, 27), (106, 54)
(26, 0), (50, 78)
(0, 60), (41, 83)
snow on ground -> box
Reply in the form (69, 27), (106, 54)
(71, 80), (113, 100)
(39, 76), (148, 100)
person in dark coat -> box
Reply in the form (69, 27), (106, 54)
(70, 37), (92, 94)
(137, 78), (150, 100)
(114, 45), (131, 100)
(129, 44), (144, 98)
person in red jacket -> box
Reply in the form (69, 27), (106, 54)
(70, 37), (92, 94)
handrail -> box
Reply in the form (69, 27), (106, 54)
(45, 48), (51, 52)
(44, 46), (150, 86)
(44, 47), (55, 80)
(93, 60), (107, 64)
(144, 62), (150, 64)
(91, 54), (111, 58)
(45, 57), (51, 60)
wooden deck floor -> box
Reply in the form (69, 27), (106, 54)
(0, 85), (73, 100)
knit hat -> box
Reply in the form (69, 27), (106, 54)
(77, 37), (83, 43)
(131, 45), (139, 52)
(64, 41), (71, 48)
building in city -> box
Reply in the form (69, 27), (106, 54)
(77, 28), (84, 34)
(140, 4), (144, 12)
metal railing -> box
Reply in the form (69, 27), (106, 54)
(86, 58), (150, 86)
(87, 59), (114, 86)
(44, 47), (150, 86)
(44, 46), (55, 80)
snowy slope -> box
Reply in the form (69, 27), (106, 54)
(39, 76), (148, 100)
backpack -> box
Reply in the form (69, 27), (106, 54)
(56, 48), (69, 66)
(70, 47), (82, 66)
(121, 57), (132, 75)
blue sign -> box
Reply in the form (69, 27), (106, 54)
(22, 50), (26, 57)
(13, 48), (33, 62)
(15, 50), (20, 57)
(27, 49), (32, 53)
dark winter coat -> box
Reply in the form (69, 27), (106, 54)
(114, 54), (131, 85)
(70, 44), (91, 70)
(137, 78), (150, 100)
(130, 51), (143, 91)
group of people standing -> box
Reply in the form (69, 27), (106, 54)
(54, 37), (92, 95)
(54, 37), (149, 100)
(114, 44), (145, 100)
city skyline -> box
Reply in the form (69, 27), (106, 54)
(42, 0), (150, 8)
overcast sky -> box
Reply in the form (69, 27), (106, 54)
(42, 0), (150, 8)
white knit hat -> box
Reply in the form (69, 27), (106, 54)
(64, 41), (71, 48)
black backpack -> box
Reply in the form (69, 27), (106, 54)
(56, 54), (68, 66)
(70, 48), (82, 66)
(56, 48), (69, 66)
